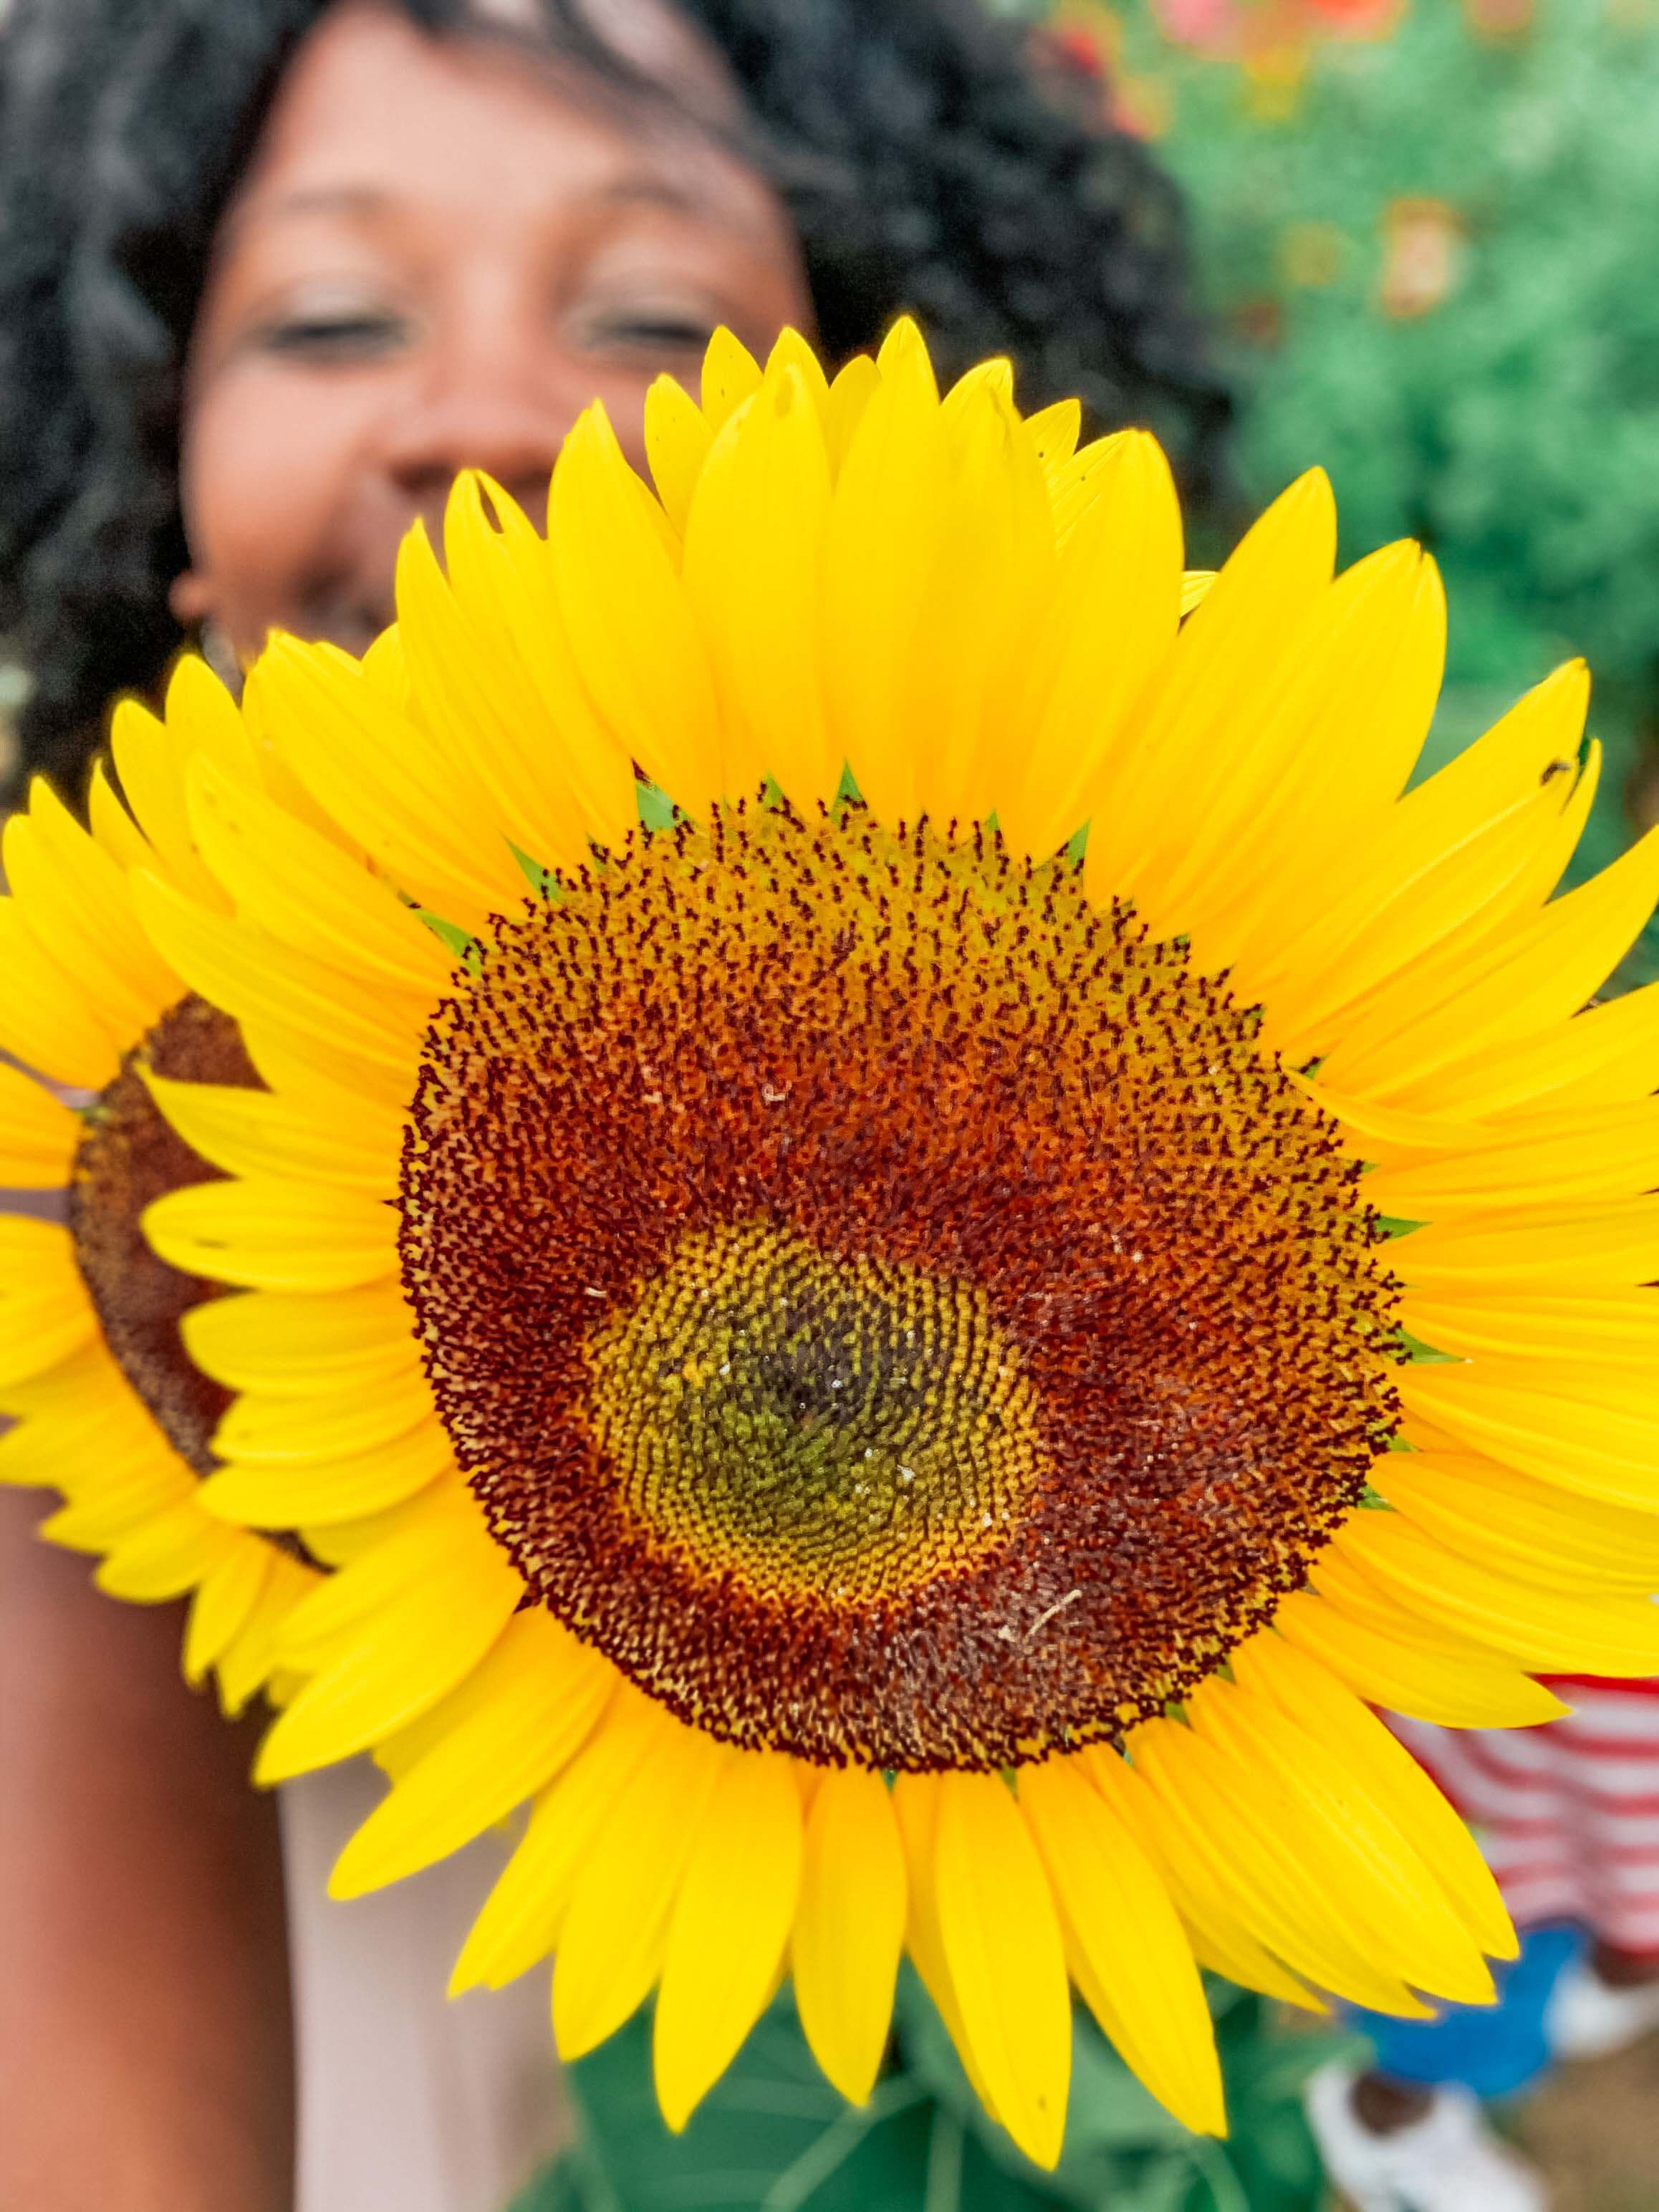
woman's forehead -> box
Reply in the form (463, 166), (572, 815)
(223, 0), (756, 236)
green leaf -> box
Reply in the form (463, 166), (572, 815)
(522, 1968), (1347, 2212)
(531, 2003), (933, 2212)
(511, 843), (561, 899)
(417, 908), (480, 966)
(636, 782), (678, 833)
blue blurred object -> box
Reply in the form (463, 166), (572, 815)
(1355, 1925), (1585, 2100)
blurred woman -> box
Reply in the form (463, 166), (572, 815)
(0, 5), (1227, 2206)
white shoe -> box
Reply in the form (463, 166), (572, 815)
(1544, 1955), (1659, 2059)
(1303, 2062), (1547, 2212)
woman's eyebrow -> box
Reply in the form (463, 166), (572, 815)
(224, 183), (392, 238)
(232, 170), (726, 236)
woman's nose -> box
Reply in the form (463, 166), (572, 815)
(376, 327), (578, 520)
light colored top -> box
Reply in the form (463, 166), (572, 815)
(281, 1761), (565, 2212)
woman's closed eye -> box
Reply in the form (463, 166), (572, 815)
(565, 294), (724, 362)
(252, 296), (418, 364)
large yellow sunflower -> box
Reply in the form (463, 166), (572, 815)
(133, 322), (1659, 2166)
(0, 670), (317, 1703)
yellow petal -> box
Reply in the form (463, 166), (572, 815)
(245, 636), (521, 933)
(212, 1378), (431, 1466)
(442, 476), (638, 852)
(331, 1611), (613, 1896)
(701, 325), (763, 429)
(274, 1486), (478, 1668)
(144, 1175), (397, 1294)
(906, 384), (1055, 830)
(1019, 1755), (1223, 2138)
(145, 1071), (399, 1193)
(1025, 398), (1082, 474)
(1260, 663), (1591, 1046)
(999, 430), (1182, 861)
(255, 1524), (519, 1780)
(87, 758), (156, 872)
(824, 353), (880, 471)
(1334, 1511), (1659, 1674)
(1396, 1360), (1659, 1510)
(216, 1553), (319, 1716)
(0, 1370), (158, 1489)
(681, 362), (837, 808)
(1399, 1287), (1659, 1370)
(1264, 784), (1577, 1062)
(1486, 978), (1659, 1115)
(94, 1499), (239, 1602)
(1229, 1631), (1514, 1960)
(4, 784), (176, 1035)
(0, 1221), (97, 1388)
(198, 1418), (450, 1528)
(822, 333), (951, 828)
(933, 1771), (1072, 2170)
(1079, 1746), (1325, 2013)
(654, 1749), (804, 2130)
(551, 1712), (724, 2059)
(1185, 1674), (1496, 2003)
(645, 374), (713, 534)
(1365, 1098), (1659, 1217)
(1278, 1585), (1568, 1729)
(186, 754), (453, 997)
(109, 674), (235, 912)
(450, 1689), (663, 1995)
(890, 1774), (1003, 2123)
(0, 900), (123, 1090)
(1325, 827), (1659, 1105)
(548, 403), (722, 813)
(1127, 1718), (1433, 2016)
(792, 1763), (908, 2107)
(181, 1281), (420, 1397)
(1397, 1201), (1659, 1293)
(1373, 1446), (1659, 1590)
(1085, 468), (1337, 913)
(183, 1539), (274, 1685)
(0, 1062), (77, 1186)
(1170, 544), (1442, 982)
(131, 870), (425, 1109)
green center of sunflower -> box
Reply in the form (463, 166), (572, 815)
(401, 799), (1399, 1772)
(584, 1219), (1046, 1605)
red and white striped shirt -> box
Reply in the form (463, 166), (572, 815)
(1395, 1681), (1659, 1960)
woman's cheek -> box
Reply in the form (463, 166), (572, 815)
(179, 365), (391, 657)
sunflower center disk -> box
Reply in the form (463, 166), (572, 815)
(71, 995), (257, 1476)
(402, 804), (1399, 1772)
(587, 1220), (1046, 1605)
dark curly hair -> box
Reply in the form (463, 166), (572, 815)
(0, 0), (1230, 792)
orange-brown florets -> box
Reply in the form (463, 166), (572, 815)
(70, 996), (256, 1476)
(402, 802), (1398, 1771)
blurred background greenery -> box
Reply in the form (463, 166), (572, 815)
(1005, 0), (1659, 973)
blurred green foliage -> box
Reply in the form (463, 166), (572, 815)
(519, 1975), (1350, 2212)
(1155, 0), (1659, 760)
(1031, 0), (1659, 960)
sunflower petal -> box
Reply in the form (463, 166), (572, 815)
(551, 1712), (724, 2059)
(932, 1771), (1072, 2170)
(654, 1749), (804, 2130)
(792, 1764), (908, 2107)
(331, 1612), (612, 1896)
(1019, 1755), (1223, 2137)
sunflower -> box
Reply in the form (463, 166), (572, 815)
(133, 321), (1659, 2166)
(0, 668), (317, 1706)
